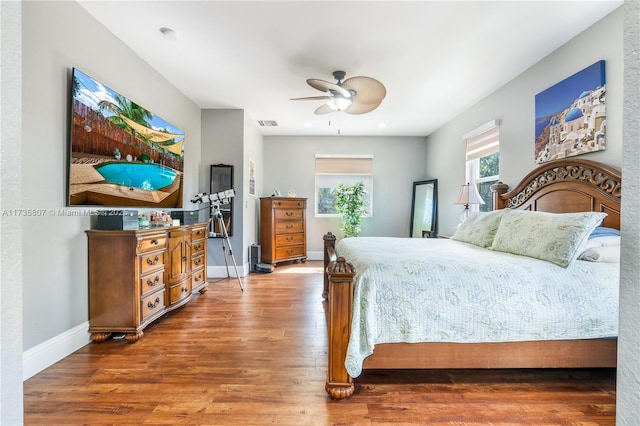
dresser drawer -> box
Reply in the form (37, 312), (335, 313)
(191, 227), (207, 240)
(169, 280), (192, 305)
(141, 291), (165, 321)
(192, 240), (205, 255)
(275, 245), (305, 260)
(274, 209), (303, 221)
(275, 232), (305, 247)
(140, 251), (164, 274)
(191, 268), (205, 288)
(191, 253), (205, 270)
(138, 235), (166, 253)
(275, 221), (304, 234)
(140, 270), (165, 297)
(271, 199), (306, 209)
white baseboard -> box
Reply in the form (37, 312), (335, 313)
(23, 321), (91, 381)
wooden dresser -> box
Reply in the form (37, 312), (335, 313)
(86, 223), (208, 343)
(260, 197), (307, 266)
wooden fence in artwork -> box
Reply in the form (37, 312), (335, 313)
(71, 101), (184, 171)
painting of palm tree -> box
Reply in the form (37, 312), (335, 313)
(68, 68), (185, 208)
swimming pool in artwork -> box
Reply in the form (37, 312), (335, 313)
(96, 163), (177, 191)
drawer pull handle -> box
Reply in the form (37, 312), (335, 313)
(286, 236), (293, 241)
(285, 211), (294, 216)
(151, 239), (159, 245)
(147, 255), (159, 265)
(196, 230), (203, 235)
(147, 276), (160, 286)
(147, 297), (160, 308)
(182, 256), (187, 261)
(286, 224), (294, 229)
(194, 244), (202, 251)
(194, 276), (201, 282)
(194, 259), (202, 265)
(182, 286), (189, 293)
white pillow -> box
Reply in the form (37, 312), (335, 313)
(451, 209), (509, 248)
(491, 210), (606, 268)
(578, 245), (620, 263)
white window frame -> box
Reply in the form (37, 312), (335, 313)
(314, 154), (373, 217)
(463, 120), (500, 212)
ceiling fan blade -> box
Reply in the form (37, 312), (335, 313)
(307, 78), (352, 98)
(344, 101), (382, 115)
(342, 76), (386, 105)
(314, 104), (334, 115)
(290, 96), (330, 101)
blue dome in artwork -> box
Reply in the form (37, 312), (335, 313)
(578, 90), (591, 99)
(565, 107), (583, 122)
(550, 117), (560, 126)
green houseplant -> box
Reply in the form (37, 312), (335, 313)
(334, 181), (367, 237)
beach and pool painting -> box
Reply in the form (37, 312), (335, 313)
(68, 68), (184, 207)
(534, 60), (606, 164)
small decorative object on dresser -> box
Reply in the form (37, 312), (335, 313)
(260, 197), (307, 266)
(86, 222), (208, 343)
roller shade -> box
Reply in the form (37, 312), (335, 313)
(464, 120), (499, 161)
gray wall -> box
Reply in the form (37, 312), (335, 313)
(262, 136), (428, 253)
(426, 7), (623, 235)
(21, 1), (202, 351)
(618, 2), (640, 422)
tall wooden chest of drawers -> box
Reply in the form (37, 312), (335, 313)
(260, 197), (307, 266)
(86, 223), (208, 343)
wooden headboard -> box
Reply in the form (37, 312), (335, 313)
(491, 158), (621, 230)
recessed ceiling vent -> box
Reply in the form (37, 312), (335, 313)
(258, 120), (278, 127)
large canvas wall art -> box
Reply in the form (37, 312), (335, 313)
(534, 60), (606, 164)
(68, 68), (185, 207)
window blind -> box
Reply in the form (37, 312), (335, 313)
(314, 155), (373, 174)
(463, 120), (499, 161)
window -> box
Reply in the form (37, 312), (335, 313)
(315, 155), (373, 217)
(464, 120), (500, 212)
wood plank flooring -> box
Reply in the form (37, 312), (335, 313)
(23, 261), (616, 425)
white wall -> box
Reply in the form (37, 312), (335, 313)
(617, 1), (640, 422)
(426, 7), (623, 235)
(262, 135), (428, 253)
(1, 2), (24, 424)
(21, 0), (202, 357)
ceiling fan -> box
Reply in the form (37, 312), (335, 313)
(291, 70), (386, 115)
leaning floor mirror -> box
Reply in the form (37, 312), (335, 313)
(410, 179), (438, 238)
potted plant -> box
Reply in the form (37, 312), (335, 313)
(334, 181), (367, 237)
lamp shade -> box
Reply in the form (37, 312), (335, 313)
(454, 183), (485, 206)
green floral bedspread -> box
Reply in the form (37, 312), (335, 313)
(335, 237), (619, 377)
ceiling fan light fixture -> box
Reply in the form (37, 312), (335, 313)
(326, 97), (352, 111)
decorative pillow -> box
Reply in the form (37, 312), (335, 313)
(578, 228), (621, 254)
(451, 209), (509, 248)
(490, 210), (607, 268)
(578, 245), (620, 263)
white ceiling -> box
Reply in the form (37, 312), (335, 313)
(77, 0), (622, 137)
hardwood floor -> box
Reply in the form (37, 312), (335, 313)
(24, 261), (616, 425)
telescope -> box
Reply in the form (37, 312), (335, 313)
(191, 189), (235, 205)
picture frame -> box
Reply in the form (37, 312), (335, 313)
(410, 179), (437, 238)
(534, 60), (606, 164)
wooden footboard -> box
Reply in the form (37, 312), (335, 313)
(323, 232), (357, 399)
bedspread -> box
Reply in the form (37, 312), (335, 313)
(335, 237), (619, 377)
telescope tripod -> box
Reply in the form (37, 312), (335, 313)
(209, 209), (244, 292)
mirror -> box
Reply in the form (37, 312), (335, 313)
(210, 164), (234, 237)
(410, 179), (438, 238)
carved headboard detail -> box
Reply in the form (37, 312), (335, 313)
(492, 158), (621, 230)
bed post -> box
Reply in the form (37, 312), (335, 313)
(322, 232), (337, 299)
(491, 181), (509, 210)
(325, 256), (356, 400)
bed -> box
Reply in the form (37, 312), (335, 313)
(322, 158), (621, 400)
